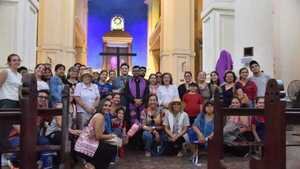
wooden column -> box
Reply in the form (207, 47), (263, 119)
(20, 74), (38, 169)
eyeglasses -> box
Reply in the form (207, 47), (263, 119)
(38, 96), (48, 100)
(173, 102), (181, 105)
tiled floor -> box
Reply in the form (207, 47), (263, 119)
(2, 127), (300, 169)
(111, 126), (300, 169)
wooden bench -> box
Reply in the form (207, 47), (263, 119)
(0, 74), (71, 169)
(208, 79), (300, 169)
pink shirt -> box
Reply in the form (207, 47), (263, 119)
(149, 85), (159, 95)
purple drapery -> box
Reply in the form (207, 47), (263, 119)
(215, 50), (234, 84)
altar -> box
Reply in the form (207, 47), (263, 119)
(101, 16), (134, 70)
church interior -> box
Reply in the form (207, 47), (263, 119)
(1, 0), (300, 168)
(1, 0), (300, 86)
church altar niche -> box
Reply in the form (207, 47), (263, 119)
(102, 16), (133, 70)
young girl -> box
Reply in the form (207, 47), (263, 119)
(183, 83), (204, 124)
(236, 88), (250, 107)
(252, 97), (266, 142)
(188, 101), (214, 166)
(112, 107), (128, 158)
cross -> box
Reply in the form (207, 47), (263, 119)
(100, 47), (136, 76)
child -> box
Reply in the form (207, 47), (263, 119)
(252, 97), (266, 142)
(236, 88), (250, 107)
(112, 107), (128, 159)
(188, 101), (214, 166)
(183, 83), (204, 124)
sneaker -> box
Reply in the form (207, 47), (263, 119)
(145, 151), (151, 157)
(193, 155), (201, 167)
(177, 151), (183, 157)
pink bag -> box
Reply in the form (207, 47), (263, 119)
(74, 122), (99, 157)
(127, 123), (140, 137)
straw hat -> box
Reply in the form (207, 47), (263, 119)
(168, 97), (184, 112)
(80, 69), (93, 80)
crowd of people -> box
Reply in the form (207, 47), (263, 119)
(0, 53), (270, 169)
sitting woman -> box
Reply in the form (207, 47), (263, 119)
(141, 94), (165, 157)
(188, 100), (214, 166)
(223, 97), (254, 155)
(252, 97), (266, 142)
(76, 99), (117, 169)
(163, 98), (190, 157)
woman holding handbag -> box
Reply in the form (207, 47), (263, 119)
(75, 99), (117, 169)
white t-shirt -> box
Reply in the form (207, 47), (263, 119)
(0, 69), (22, 101)
(250, 73), (270, 97)
(37, 80), (49, 91)
(157, 85), (179, 106)
(74, 82), (100, 113)
(163, 111), (190, 134)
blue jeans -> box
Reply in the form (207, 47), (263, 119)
(142, 130), (166, 155)
(143, 131), (153, 152)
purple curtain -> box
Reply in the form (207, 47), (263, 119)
(215, 50), (234, 84)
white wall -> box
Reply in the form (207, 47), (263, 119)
(0, 0), (39, 70)
(202, 1), (235, 73)
(273, 0), (300, 88)
(204, 0), (234, 9)
(234, 0), (274, 75)
(202, 0), (300, 87)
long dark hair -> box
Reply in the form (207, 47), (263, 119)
(147, 94), (159, 108)
(97, 99), (112, 114)
(210, 71), (220, 86)
(203, 100), (214, 114)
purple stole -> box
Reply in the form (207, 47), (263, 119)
(129, 77), (146, 98)
(128, 77), (146, 123)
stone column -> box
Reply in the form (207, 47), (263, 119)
(146, 0), (161, 75)
(201, 0), (235, 73)
(74, 0), (88, 65)
(0, 0), (39, 71)
(160, 0), (195, 84)
(37, 0), (76, 69)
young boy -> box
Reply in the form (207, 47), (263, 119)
(183, 83), (204, 124)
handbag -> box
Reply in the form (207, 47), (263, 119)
(74, 121), (99, 157)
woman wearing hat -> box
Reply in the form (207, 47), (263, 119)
(74, 70), (100, 129)
(163, 98), (190, 157)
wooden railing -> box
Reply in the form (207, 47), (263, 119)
(208, 79), (300, 169)
(0, 74), (71, 169)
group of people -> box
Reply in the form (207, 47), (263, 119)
(0, 53), (270, 169)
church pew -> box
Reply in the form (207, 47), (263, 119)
(0, 74), (71, 169)
(208, 79), (300, 169)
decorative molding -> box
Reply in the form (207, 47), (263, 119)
(102, 37), (133, 44)
(28, 0), (39, 10)
(201, 2), (234, 19)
